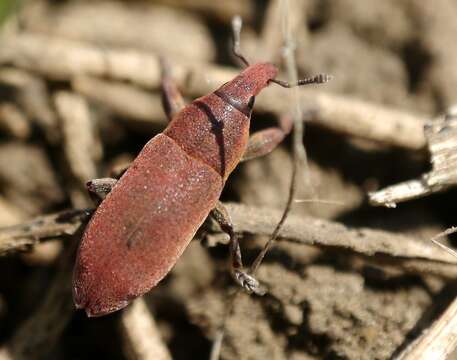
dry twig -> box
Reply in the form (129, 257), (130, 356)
(225, 203), (457, 264)
(120, 298), (172, 360)
(395, 291), (457, 360)
(370, 106), (457, 207)
(72, 76), (166, 125)
(0, 33), (427, 150)
(0, 209), (90, 255)
(298, 89), (426, 149)
(55, 92), (100, 186)
(2, 204), (457, 264)
(351, 255), (457, 280)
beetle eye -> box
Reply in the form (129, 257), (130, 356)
(248, 96), (255, 109)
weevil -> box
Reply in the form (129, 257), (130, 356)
(73, 26), (330, 317)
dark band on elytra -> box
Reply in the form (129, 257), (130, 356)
(214, 90), (254, 117)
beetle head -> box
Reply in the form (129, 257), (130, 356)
(226, 16), (331, 114)
(215, 63), (278, 116)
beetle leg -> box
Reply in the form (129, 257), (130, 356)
(210, 202), (266, 295)
(86, 177), (117, 205)
(241, 114), (293, 161)
(160, 57), (185, 121)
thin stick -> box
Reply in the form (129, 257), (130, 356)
(208, 331), (224, 360)
(395, 291), (457, 360)
(231, 16), (250, 67)
(0, 208), (92, 255)
(250, 0), (304, 274)
(120, 298), (172, 360)
(55, 92), (100, 187)
(430, 226), (457, 259)
(294, 198), (345, 206)
(209, 288), (240, 360)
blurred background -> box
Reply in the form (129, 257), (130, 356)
(1, 0), (457, 359)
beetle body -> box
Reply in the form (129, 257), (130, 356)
(73, 63), (279, 316)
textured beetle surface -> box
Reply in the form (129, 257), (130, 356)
(73, 63), (279, 316)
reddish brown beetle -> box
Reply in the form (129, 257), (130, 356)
(73, 22), (330, 317)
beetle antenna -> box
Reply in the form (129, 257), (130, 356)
(231, 16), (250, 67)
(270, 73), (333, 87)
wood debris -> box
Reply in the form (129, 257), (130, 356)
(370, 105), (457, 207)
